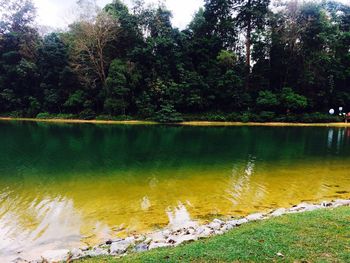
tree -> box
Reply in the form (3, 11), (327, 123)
(281, 87), (307, 113)
(104, 59), (132, 115)
(233, 0), (270, 88)
(67, 11), (119, 88)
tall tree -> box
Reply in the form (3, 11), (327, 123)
(233, 0), (270, 88)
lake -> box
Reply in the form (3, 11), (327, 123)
(0, 121), (350, 261)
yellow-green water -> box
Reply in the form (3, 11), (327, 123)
(0, 121), (350, 261)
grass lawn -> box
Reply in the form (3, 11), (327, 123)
(78, 207), (350, 263)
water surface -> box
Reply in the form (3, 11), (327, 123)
(0, 121), (350, 261)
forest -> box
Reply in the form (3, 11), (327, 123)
(0, 0), (349, 122)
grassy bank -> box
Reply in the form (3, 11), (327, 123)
(78, 206), (350, 262)
(1, 117), (350, 127)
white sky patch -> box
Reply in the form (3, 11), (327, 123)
(33, 0), (205, 30)
(33, 0), (349, 30)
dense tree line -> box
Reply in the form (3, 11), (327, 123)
(0, 0), (349, 122)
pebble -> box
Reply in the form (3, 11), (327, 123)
(41, 249), (70, 262)
(148, 242), (170, 250)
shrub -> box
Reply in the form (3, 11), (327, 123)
(281, 87), (308, 112)
(258, 111), (276, 122)
(154, 104), (183, 123)
(79, 109), (96, 120)
(301, 112), (342, 123)
(36, 112), (51, 119)
(256, 91), (279, 110)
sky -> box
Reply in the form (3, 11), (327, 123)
(33, 0), (205, 30)
(33, 0), (350, 30)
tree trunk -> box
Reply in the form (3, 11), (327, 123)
(245, 0), (252, 90)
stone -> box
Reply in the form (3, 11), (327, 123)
(144, 237), (152, 244)
(333, 199), (350, 207)
(110, 240), (133, 255)
(270, 208), (287, 217)
(221, 224), (234, 232)
(134, 235), (146, 243)
(41, 249), (70, 262)
(70, 248), (84, 259)
(149, 231), (167, 243)
(148, 242), (170, 250)
(134, 243), (149, 252)
(246, 213), (265, 221)
(321, 201), (333, 207)
(289, 203), (322, 213)
(167, 233), (198, 245)
(86, 247), (109, 257)
(213, 219), (225, 225)
(11, 257), (26, 263)
(214, 230), (224, 235)
(196, 226), (213, 238)
(208, 221), (222, 230)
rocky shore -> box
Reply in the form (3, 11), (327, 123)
(13, 199), (350, 263)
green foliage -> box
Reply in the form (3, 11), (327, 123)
(154, 103), (183, 123)
(36, 112), (52, 119)
(217, 50), (237, 68)
(256, 91), (279, 110)
(281, 88), (308, 112)
(0, 0), (349, 122)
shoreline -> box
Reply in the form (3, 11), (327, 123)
(1, 117), (350, 127)
(16, 199), (350, 263)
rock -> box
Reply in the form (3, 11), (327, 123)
(187, 228), (195, 235)
(41, 249), (70, 262)
(221, 224), (234, 232)
(333, 199), (350, 207)
(110, 239), (134, 255)
(321, 201), (333, 207)
(227, 218), (248, 226)
(149, 231), (167, 243)
(144, 237), (152, 244)
(246, 213), (265, 221)
(162, 230), (171, 238)
(86, 247), (109, 257)
(214, 230), (224, 235)
(81, 246), (90, 251)
(289, 203), (322, 213)
(167, 234), (198, 245)
(11, 257), (26, 263)
(106, 240), (113, 245)
(213, 219), (225, 225)
(270, 208), (287, 217)
(208, 221), (222, 230)
(148, 242), (170, 250)
(133, 243), (149, 252)
(70, 248), (84, 259)
(134, 235), (146, 243)
(196, 226), (213, 238)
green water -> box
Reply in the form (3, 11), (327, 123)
(0, 121), (350, 261)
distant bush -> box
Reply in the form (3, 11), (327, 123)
(281, 87), (308, 112)
(258, 111), (276, 122)
(301, 112), (342, 123)
(256, 91), (279, 110)
(36, 112), (51, 119)
(202, 112), (227, 121)
(154, 104), (183, 123)
(79, 109), (96, 120)
(55, 114), (76, 119)
(96, 115), (133, 121)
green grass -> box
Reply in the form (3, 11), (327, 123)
(78, 207), (350, 263)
